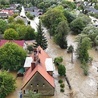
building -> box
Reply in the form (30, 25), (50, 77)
(21, 46), (55, 96)
(1, 9), (14, 16)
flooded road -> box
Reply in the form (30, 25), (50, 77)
(44, 27), (98, 98)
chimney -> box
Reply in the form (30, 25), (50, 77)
(31, 62), (35, 71)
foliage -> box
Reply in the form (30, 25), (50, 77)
(81, 25), (98, 46)
(54, 34), (67, 49)
(27, 90), (40, 98)
(8, 16), (14, 23)
(15, 24), (27, 40)
(63, 10), (76, 23)
(58, 79), (63, 84)
(26, 12), (34, 20)
(70, 16), (91, 34)
(15, 19), (25, 25)
(24, 26), (36, 40)
(60, 84), (65, 88)
(76, 34), (92, 63)
(0, 71), (16, 98)
(4, 28), (19, 40)
(67, 45), (74, 53)
(36, 21), (47, 50)
(81, 60), (89, 76)
(56, 20), (69, 36)
(0, 19), (8, 34)
(53, 20), (69, 48)
(58, 64), (66, 76)
(41, 6), (66, 35)
(60, 88), (64, 92)
(54, 57), (63, 66)
(0, 42), (26, 71)
(61, 0), (76, 9)
(27, 45), (34, 54)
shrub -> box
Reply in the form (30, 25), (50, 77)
(67, 45), (74, 53)
(58, 79), (63, 83)
(58, 64), (66, 76)
(54, 57), (63, 66)
(60, 89), (65, 92)
(60, 84), (65, 88)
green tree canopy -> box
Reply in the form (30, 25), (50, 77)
(4, 28), (19, 40)
(70, 16), (91, 34)
(24, 26), (36, 40)
(41, 5), (66, 35)
(81, 25), (98, 46)
(0, 19), (8, 34)
(76, 34), (92, 63)
(63, 10), (76, 23)
(36, 21), (47, 50)
(0, 71), (16, 98)
(58, 64), (66, 76)
(8, 16), (14, 23)
(0, 42), (26, 71)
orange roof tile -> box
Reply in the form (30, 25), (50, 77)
(22, 65), (55, 89)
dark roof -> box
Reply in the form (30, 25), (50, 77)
(0, 13), (8, 17)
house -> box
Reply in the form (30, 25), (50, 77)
(21, 46), (55, 96)
(1, 9), (14, 16)
(0, 40), (25, 47)
(0, 12), (8, 18)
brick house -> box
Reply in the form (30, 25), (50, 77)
(21, 46), (55, 96)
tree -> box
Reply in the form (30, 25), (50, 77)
(0, 42), (26, 71)
(26, 12), (34, 20)
(58, 64), (66, 76)
(76, 34), (92, 63)
(63, 10), (76, 23)
(61, 0), (76, 9)
(81, 25), (98, 46)
(67, 45), (74, 63)
(41, 6), (66, 35)
(70, 16), (91, 34)
(54, 34), (67, 49)
(54, 57), (63, 66)
(8, 16), (14, 23)
(24, 26), (36, 40)
(56, 20), (69, 36)
(36, 21), (47, 50)
(16, 24), (27, 40)
(4, 28), (19, 40)
(0, 19), (7, 34)
(0, 71), (16, 98)
(15, 19), (25, 25)
(28, 90), (40, 98)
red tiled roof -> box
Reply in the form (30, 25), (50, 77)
(22, 65), (55, 89)
(0, 40), (24, 47)
(22, 46), (55, 89)
(1, 10), (14, 15)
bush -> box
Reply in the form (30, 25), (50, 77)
(60, 84), (65, 88)
(58, 79), (63, 83)
(60, 88), (65, 92)
(67, 45), (74, 53)
(54, 57), (63, 66)
(58, 64), (66, 76)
